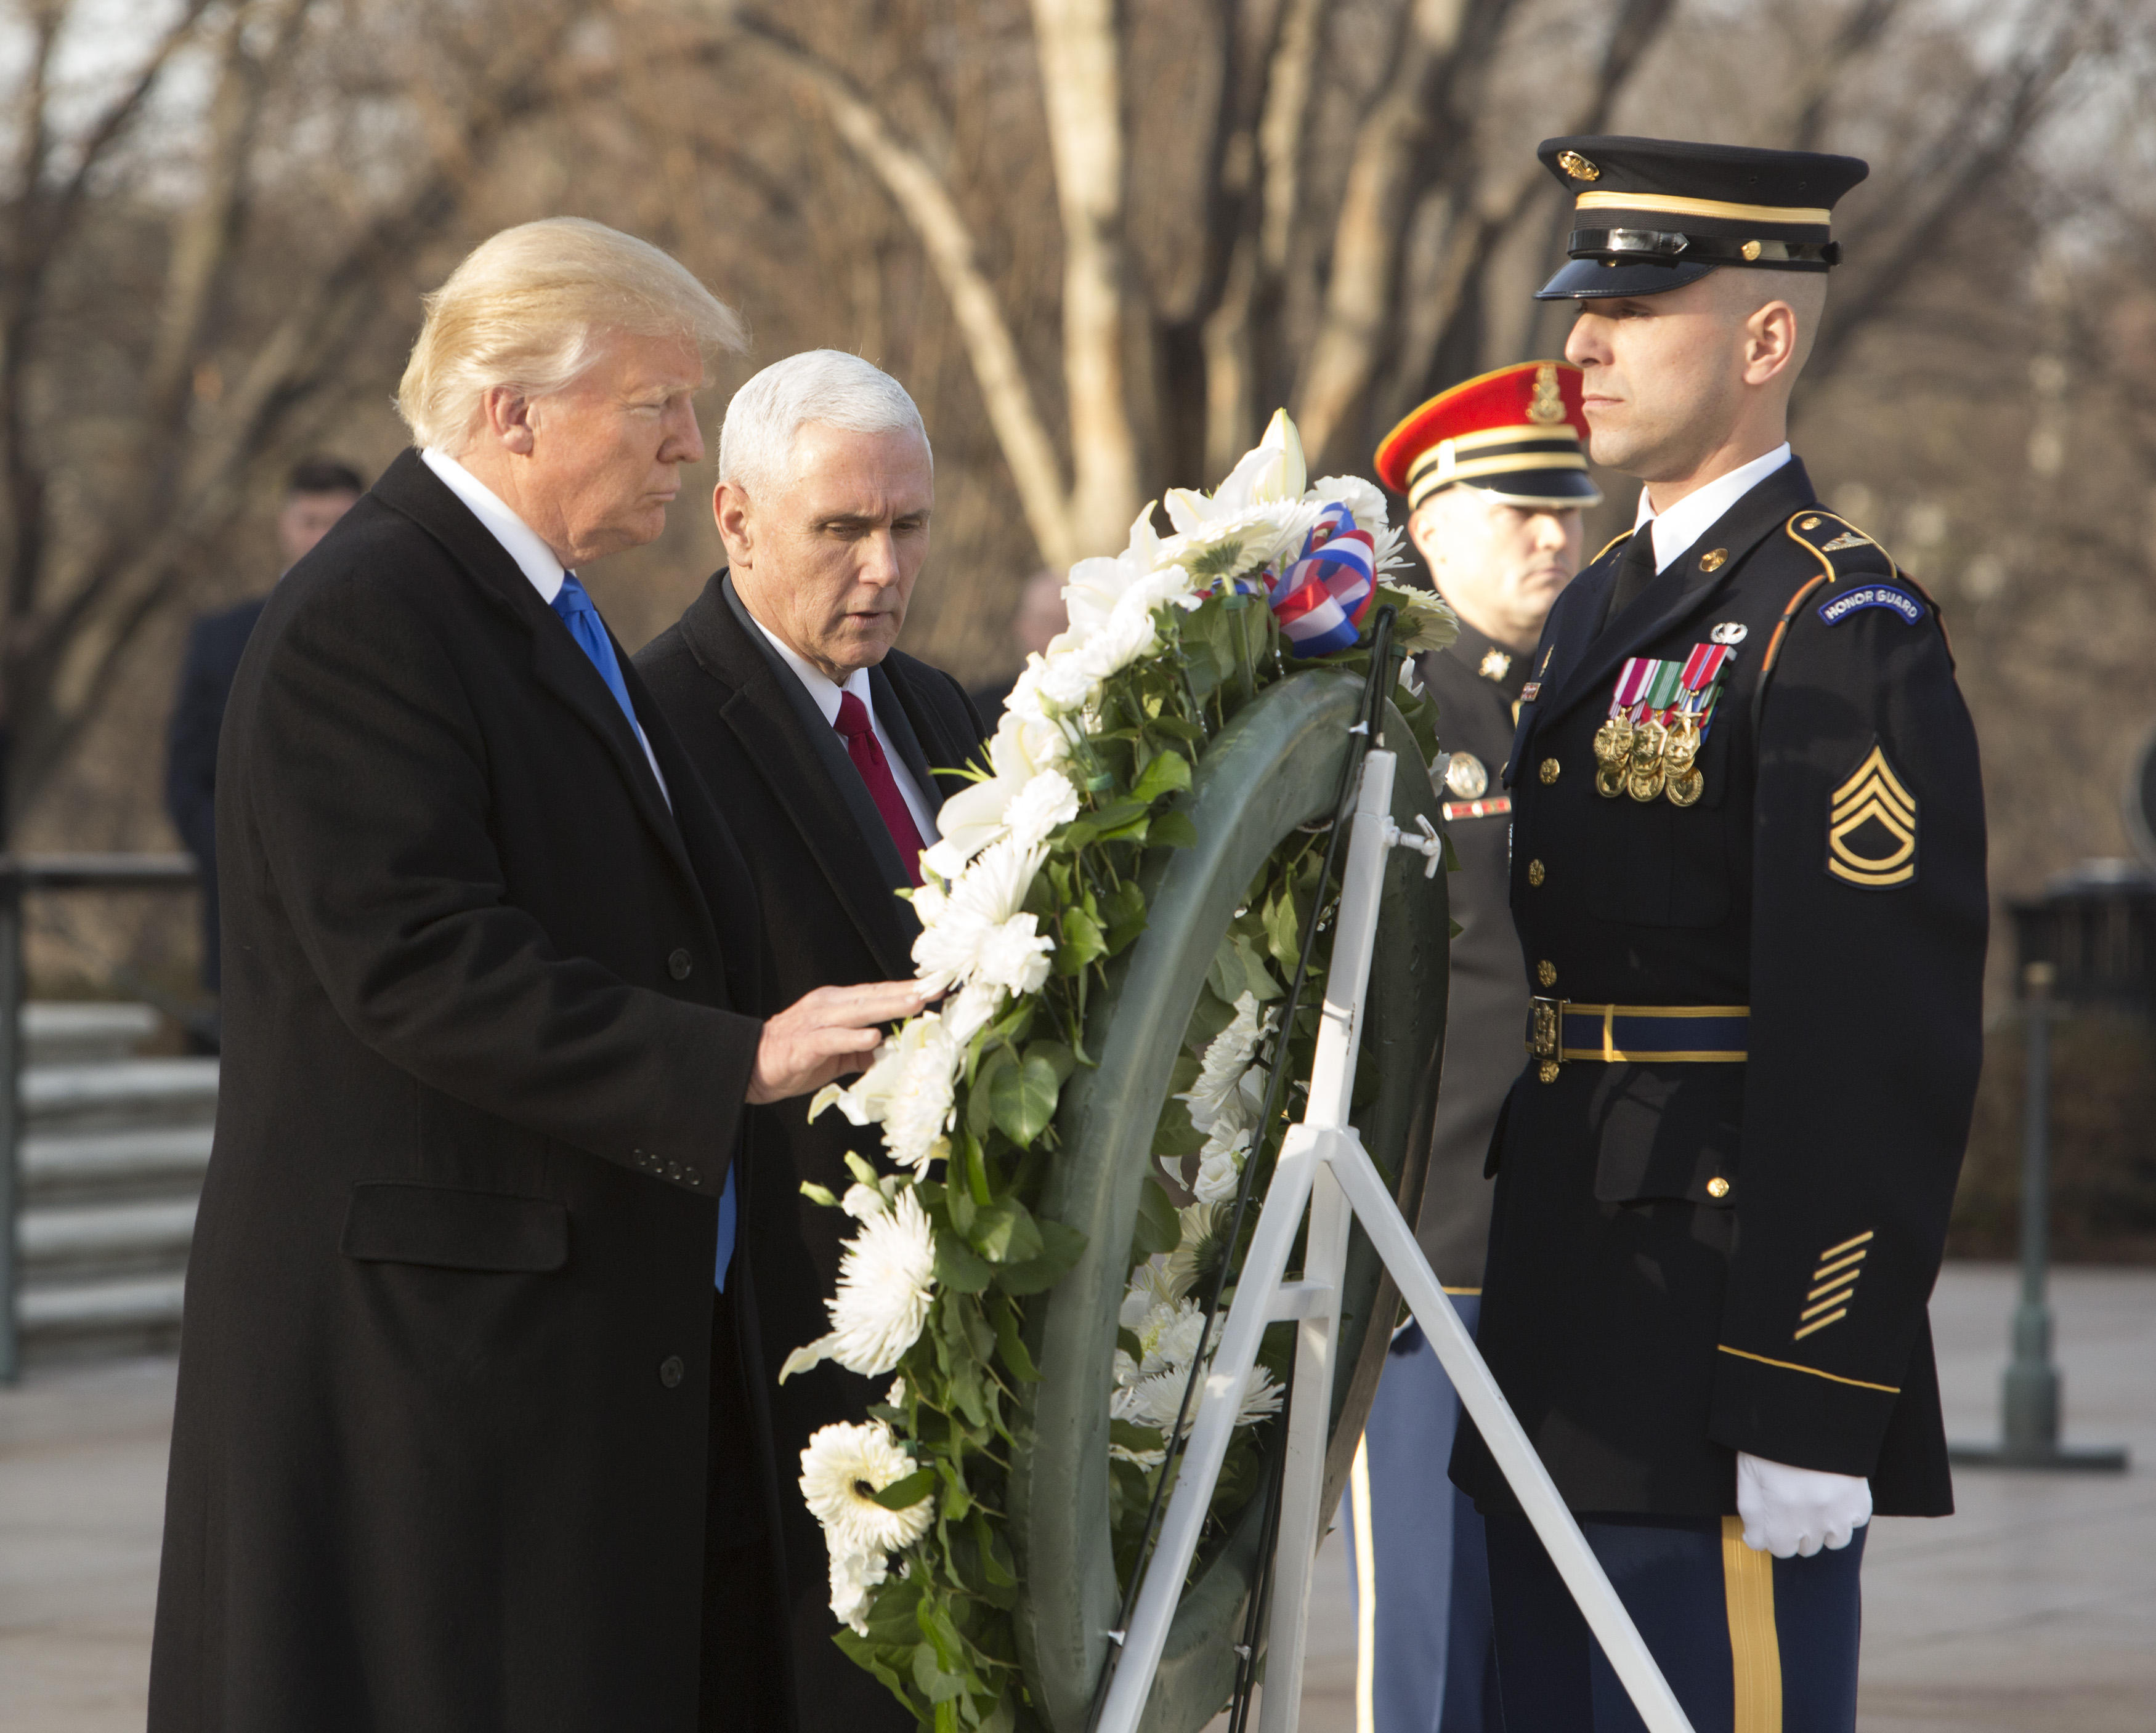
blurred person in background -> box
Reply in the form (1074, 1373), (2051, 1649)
(966, 564), (1066, 722)
(1348, 358), (1600, 1733)
(164, 457), (364, 1024)
(636, 349), (986, 1733)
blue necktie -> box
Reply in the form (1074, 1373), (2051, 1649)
(552, 575), (738, 1290)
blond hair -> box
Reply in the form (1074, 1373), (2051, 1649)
(397, 217), (749, 452)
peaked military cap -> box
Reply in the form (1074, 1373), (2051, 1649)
(1374, 360), (1602, 515)
(1533, 135), (1869, 300)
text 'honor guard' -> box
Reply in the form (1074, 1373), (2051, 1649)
(1452, 136), (1988, 1733)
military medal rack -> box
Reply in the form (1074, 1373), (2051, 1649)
(1090, 746), (1695, 1733)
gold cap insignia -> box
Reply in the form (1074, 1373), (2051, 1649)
(1740, 240), (1762, 262)
(1527, 362), (1566, 426)
(1699, 547), (1728, 573)
(1557, 150), (1600, 182)
(1478, 647), (1513, 682)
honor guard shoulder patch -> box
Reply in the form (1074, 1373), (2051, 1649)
(1817, 583), (1924, 627)
(1828, 741), (1918, 888)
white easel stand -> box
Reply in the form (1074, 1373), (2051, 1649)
(1093, 748), (1695, 1733)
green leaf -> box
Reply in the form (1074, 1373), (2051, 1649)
(1093, 813), (1152, 847)
(1233, 934), (1283, 1001)
(1056, 905), (1108, 976)
(799, 1181), (841, 1209)
(935, 1231), (994, 1294)
(912, 1644), (967, 1705)
(968, 1198), (1045, 1265)
(1024, 1039), (1077, 1083)
(1102, 878), (1148, 954)
(946, 1179), (977, 1235)
(991, 1297), (1040, 1382)
(1151, 1092), (1206, 1157)
(993, 1218), (1088, 1294)
(1263, 883), (1302, 972)
(988, 1053), (1061, 1148)
(1130, 1177), (1180, 1258)
(1130, 749), (1192, 805)
(869, 1466), (937, 1511)
(960, 1128), (995, 1206)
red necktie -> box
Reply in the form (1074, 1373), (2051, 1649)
(833, 690), (927, 886)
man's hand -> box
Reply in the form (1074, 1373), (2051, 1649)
(1736, 1452), (1872, 1557)
(748, 980), (930, 1105)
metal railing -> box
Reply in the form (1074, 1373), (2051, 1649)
(0, 852), (200, 1381)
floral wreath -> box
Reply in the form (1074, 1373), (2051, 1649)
(781, 412), (1455, 1730)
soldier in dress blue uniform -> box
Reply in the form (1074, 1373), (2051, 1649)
(1345, 360), (1602, 1733)
(1449, 137), (1988, 1732)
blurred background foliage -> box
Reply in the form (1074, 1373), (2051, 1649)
(3, 0), (2152, 1249)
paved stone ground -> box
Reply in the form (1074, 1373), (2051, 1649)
(4, 1264), (2150, 1732)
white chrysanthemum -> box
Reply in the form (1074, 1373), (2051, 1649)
(800, 1420), (934, 1633)
(1110, 1295), (1282, 1460)
(809, 1013), (959, 1174)
(801, 1420), (935, 1555)
(1180, 992), (1276, 1134)
(912, 838), (1048, 995)
(923, 725), (1080, 879)
(780, 1185), (936, 1380)
(1311, 473), (1388, 536)
(1392, 585), (1461, 653)
(940, 978), (1006, 1047)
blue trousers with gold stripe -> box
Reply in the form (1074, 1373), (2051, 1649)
(1344, 1304), (1502, 1733)
(1483, 1511), (1864, 1733)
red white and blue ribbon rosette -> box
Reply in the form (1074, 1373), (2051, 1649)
(1265, 501), (1377, 656)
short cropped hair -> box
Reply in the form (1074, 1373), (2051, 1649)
(286, 458), (365, 497)
(718, 350), (928, 502)
(397, 217), (749, 452)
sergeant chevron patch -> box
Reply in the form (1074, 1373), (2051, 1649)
(1828, 742), (1918, 888)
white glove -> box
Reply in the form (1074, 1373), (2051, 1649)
(1735, 1452), (1872, 1558)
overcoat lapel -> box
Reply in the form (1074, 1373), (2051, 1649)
(880, 661), (986, 804)
(679, 577), (919, 980)
(1538, 458), (1818, 729)
(371, 451), (703, 898)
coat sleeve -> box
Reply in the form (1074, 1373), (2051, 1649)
(240, 568), (761, 1195)
(165, 619), (225, 865)
(1708, 554), (1987, 1474)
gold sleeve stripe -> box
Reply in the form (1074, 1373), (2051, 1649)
(1792, 1309), (1849, 1341)
(1721, 1517), (1784, 1733)
(1575, 189), (1833, 225)
(1819, 1229), (1876, 1260)
(1717, 1343), (1900, 1394)
(1811, 1248), (1869, 1280)
(1798, 1295), (1849, 1322)
(1807, 1269), (1862, 1302)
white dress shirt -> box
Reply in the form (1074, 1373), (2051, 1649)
(420, 448), (669, 804)
(1632, 443), (1793, 573)
(747, 616), (941, 845)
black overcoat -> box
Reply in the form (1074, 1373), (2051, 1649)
(1451, 456), (1987, 1520)
(150, 451), (772, 1733)
(164, 594), (266, 990)
(1415, 621), (1535, 1290)
(635, 573), (987, 1732)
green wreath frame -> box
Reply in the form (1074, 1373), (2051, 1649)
(1009, 670), (1452, 1731)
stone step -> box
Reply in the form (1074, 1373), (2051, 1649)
(19, 1001), (158, 1066)
(21, 1057), (219, 1132)
(20, 1124), (216, 1200)
(18, 1270), (185, 1359)
(20, 1197), (198, 1275)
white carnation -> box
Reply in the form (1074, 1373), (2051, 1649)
(780, 1184), (936, 1381)
(1003, 767), (1080, 853)
(1180, 992), (1276, 1134)
(808, 1013), (960, 1175)
(1191, 1126), (1251, 1204)
(1311, 473), (1390, 538)
(912, 837), (1047, 995)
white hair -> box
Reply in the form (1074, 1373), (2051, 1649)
(718, 350), (929, 501)
(397, 217), (748, 452)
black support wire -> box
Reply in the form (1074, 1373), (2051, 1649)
(1085, 607), (1401, 1728)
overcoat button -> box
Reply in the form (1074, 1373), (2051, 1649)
(1526, 859), (1546, 887)
(684, 1166), (702, 1187)
(659, 1355), (685, 1388)
(1706, 1177), (1731, 1199)
(668, 948), (693, 981)
(1539, 758), (1560, 785)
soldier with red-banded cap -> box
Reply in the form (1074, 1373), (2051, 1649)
(1342, 360), (1599, 1733)
(1451, 137), (1987, 1731)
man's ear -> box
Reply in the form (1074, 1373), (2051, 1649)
(1743, 299), (1802, 388)
(479, 384), (537, 455)
(713, 481), (753, 562)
